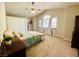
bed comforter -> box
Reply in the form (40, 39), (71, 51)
(14, 31), (43, 47)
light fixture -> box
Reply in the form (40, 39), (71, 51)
(30, 2), (35, 14)
(31, 10), (35, 14)
(25, 2), (41, 14)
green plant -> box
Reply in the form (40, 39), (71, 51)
(3, 35), (13, 41)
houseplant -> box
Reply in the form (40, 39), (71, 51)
(3, 30), (14, 45)
(3, 35), (13, 45)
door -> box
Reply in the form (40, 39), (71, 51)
(74, 16), (79, 32)
(71, 16), (79, 49)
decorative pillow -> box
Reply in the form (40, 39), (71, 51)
(19, 32), (25, 37)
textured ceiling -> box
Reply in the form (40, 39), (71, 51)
(6, 2), (79, 18)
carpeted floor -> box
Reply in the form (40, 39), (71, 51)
(26, 36), (78, 57)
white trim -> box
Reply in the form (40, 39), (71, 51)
(53, 34), (71, 42)
(63, 37), (71, 42)
(53, 34), (64, 38)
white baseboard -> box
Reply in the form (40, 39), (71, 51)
(53, 34), (71, 42)
(63, 37), (71, 42)
(53, 34), (64, 39)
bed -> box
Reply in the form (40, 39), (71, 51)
(14, 31), (43, 47)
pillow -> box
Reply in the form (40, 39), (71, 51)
(19, 32), (26, 37)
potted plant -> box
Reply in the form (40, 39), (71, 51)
(3, 35), (13, 45)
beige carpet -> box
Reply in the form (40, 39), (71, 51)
(26, 36), (78, 57)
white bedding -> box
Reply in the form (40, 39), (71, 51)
(26, 31), (43, 36)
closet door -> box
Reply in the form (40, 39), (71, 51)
(7, 16), (27, 32)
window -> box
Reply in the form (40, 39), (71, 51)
(42, 19), (49, 28)
(39, 15), (57, 28)
(39, 20), (42, 27)
(51, 17), (57, 28)
(42, 15), (50, 28)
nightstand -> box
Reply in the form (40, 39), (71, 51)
(0, 37), (26, 57)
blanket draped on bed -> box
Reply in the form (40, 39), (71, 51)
(19, 32), (42, 47)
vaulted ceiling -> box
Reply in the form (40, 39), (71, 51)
(6, 2), (79, 18)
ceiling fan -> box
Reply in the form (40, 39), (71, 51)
(25, 2), (41, 14)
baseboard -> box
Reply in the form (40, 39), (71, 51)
(53, 35), (71, 42)
(53, 35), (64, 39)
(63, 37), (71, 42)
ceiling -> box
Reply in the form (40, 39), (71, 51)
(6, 2), (79, 18)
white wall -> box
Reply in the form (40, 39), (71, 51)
(34, 9), (65, 37)
(32, 5), (79, 41)
(6, 16), (30, 32)
(64, 5), (79, 41)
(0, 3), (6, 41)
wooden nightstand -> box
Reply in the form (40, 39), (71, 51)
(0, 37), (26, 57)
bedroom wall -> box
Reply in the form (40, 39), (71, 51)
(34, 8), (65, 38)
(0, 3), (6, 42)
(6, 15), (30, 32)
(32, 5), (79, 41)
(64, 5), (79, 41)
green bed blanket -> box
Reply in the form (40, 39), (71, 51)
(19, 32), (41, 47)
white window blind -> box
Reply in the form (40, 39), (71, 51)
(42, 19), (49, 28)
(42, 15), (50, 28)
(39, 20), (42, 27)
(39, 15), (57, 28)
(51, 17), (57, 28)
